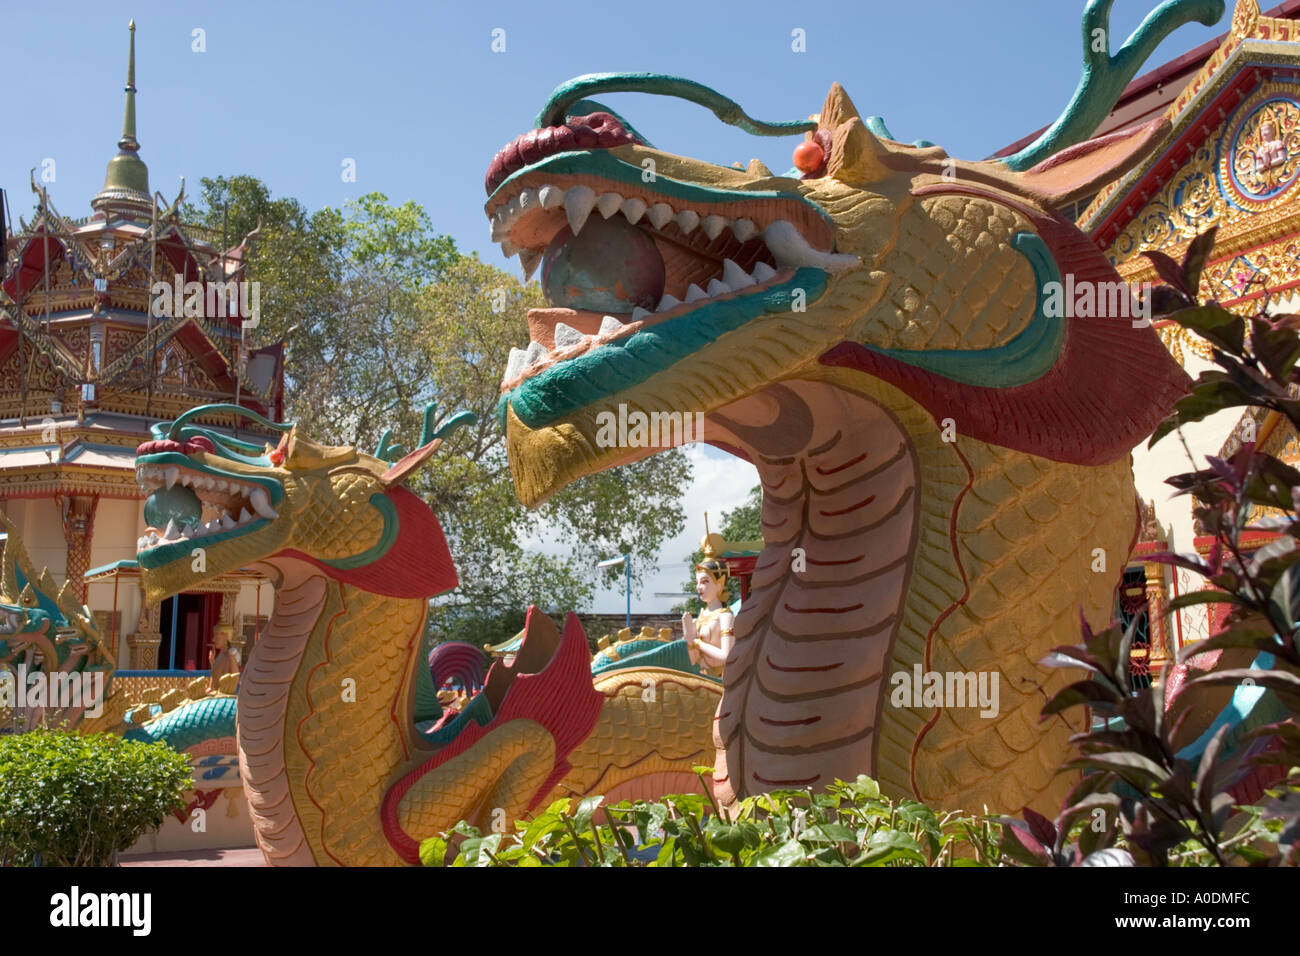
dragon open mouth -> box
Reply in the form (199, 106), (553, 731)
(134, 441), (283, 570)
(486, 148), (857, 400)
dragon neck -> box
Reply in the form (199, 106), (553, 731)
(707, 370), (1131, 814)
(705, 379), (921, 804)
(239, 556), (428, 866)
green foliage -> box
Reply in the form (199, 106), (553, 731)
(0, 730), (192, 866)
(420, 775), (1001, 867)
(1001, 228), (1300, 868)
(675, 484), (762, 614)
(186, 181), (693, 648)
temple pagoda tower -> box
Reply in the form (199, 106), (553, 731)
(0, 22), (284, 672)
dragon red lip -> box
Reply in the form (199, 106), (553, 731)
(485, 111), (640, 194)
(135, 436), (215, 456)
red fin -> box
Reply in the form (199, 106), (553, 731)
(380, 608), (602, 864)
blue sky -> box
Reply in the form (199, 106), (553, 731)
(4, 0), (1229, 611)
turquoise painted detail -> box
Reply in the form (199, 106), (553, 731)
(489, 148), (823, 219)
(1003, 0), (1226, 170)
(125, 695), (237, 753)
(591, 638), (718, 682)
(84, 559), (139, 578)
(500, 268), (828, 430)
(865, 116), (896, 140)
(158, 403), (293, 443)
(1176, 650), (1289, 764)
(861, 232), (1065, 388)
(9, 564), (60, 629)
(536, 73), (816, 138)
(420, 692), (494, 745)
(136, 517), (271, 570)
(376, 402), (477, 461)
(318, 494), (398, 571)
(863, 115), (936, 149)
(413, 645), (441, 725)
(149, 404), (294, 469)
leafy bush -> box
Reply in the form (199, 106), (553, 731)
(998, 228), (1300, 867)
(0, 730), (192, 866)
(421, 774), (1001, 867)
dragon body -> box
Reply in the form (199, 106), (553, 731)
(483, 2), (1228, 814)
(0, 514), (114, 728)
(130, 408), (718, 865)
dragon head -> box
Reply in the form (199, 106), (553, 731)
(485, 0), (1226, 811)
(488, 2), (1225, 504)
(135, 404), (462, 606)
(0, 514), (111, 721)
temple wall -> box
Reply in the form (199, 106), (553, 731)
(126, 786), (255, 855)
(3, 498), (66, 582)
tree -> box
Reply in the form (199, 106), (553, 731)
(413, 256), (691, 646)
(675, 484), (762, 615)
(185, 180), (693, 647)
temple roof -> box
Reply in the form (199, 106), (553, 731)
(93, 21), (150, 213)
(995, 0), (1300, 161)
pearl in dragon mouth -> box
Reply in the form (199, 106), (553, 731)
(541, 216), (665, 313)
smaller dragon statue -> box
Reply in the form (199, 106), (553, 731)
(0, 514), (114, 728)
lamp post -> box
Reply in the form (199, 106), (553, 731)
(596, 553), (632, 628)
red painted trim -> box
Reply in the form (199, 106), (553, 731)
(822, 186), (1190, 466)
(277, 486), (458, 600)
(908, 441), (974, 799)
(379, 610), (603, 864)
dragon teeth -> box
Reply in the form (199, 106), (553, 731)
(163, 519), (180, 541)
(684, 283), (708, 303)
(675, 210), (700, 234)
(553, 323), (585, 349)
(250, 488), (279, 520)
(629, 307), (652, 322)
(505, 346), (527, 381)
(722, 259), (755, 289)
(656, 293), (682, 312)
(646, 203), (674, 229)
(523, 340), (549, 367)
(751, 261), (778, 282)
(596, 192), (623, 219)
(538, 185), (564, 210)
(701, 215), (729, 240)
(599, 315), (623, 336)
(732, 218), (758, 241)
(706, 278), (731, 297)
(220, 514), (236, 531)
(164, 466), (178, 489)
(565, 186), (597, 235)
(763, 220), (860, 273)
(621, 198), (647, 224)
(520, 250), (542, 282)
(239, 508), (254, 525)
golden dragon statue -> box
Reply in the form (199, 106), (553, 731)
(131, 404), (719, 865)
(483, 0), (1226, 815)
